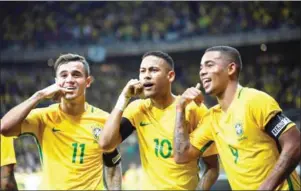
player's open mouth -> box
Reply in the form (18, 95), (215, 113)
(202, 78), (211, 88)
(66, 87), (76, 91)
(143, 83), (154, 90)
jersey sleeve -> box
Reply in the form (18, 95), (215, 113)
(119, 100), (142, 141)
(186, 103), (218, 156)
(249, 91), (295, 138)
(122, 100), (143, 128)
(189, 114), (215, 155)
(19, 108), (45, 137)
(0, 135), (16, 166)
(185, 102), (208, 133)
(187, 103), (218, 156)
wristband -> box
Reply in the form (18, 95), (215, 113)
(115, 95), (130, 111)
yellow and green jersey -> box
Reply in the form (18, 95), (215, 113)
(10, 103), (108, 190)
(190, 86), (300, 190)
(0, 135), (16, 166)
(123, 96), (216, 190)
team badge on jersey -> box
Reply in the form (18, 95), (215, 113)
(92, 126), (102, 141)
(234, 123), (244, 136)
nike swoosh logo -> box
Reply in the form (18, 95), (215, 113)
(52, 128), (61, 132)
(140, 122), (151, 127)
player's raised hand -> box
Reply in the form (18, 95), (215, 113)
(37, 84), (72, 101)
(121, 79), (144, 98)
(178, 83), (204, 108)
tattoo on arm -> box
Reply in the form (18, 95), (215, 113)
(197, 157), (219, 190)
(0, 165), (18, 191)
(264, 151), (300, 190)
(271, 152), (298, 178)
(197, 168), (219, 190)
(174, 109), (190, 155)
(104, 163), (122, 190)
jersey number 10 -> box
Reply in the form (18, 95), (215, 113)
(154, 138), (172, 158)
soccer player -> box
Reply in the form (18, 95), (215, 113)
(174, 46), (301, 190)
(99, 51), (219, 190)
(0, 135), (18, 190)
(0, 54), (122, 190)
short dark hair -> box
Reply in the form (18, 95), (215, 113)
(205, 46), (242, 77)
(54, 53), (90, 77)
(142, 51), (174, 70)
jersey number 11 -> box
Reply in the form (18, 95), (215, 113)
(72, 143), (86, 164)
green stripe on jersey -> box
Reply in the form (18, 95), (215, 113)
(200, 141), (213, 153)
(20, 133), (43, 165)
(287, 175), (294, 191)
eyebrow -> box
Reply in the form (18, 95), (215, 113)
(140, 66), (159, 70)
(201, 60), (215, 66)
(58, 70), (83, 75)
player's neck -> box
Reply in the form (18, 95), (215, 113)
(151, 92), (176, 110)
(60, 97), (87, 116)
(216, 81), (239, 112)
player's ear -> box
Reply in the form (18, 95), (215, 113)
(227, 62), (236, 77)
(167, 70), (175, 83)
(86, 75), (94, 88)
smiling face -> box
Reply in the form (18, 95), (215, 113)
(139, 55), (175, 99)
(55, 61), (92, 101)
(199, 51), (236, 96)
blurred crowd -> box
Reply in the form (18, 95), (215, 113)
(1, 1), (300, 50)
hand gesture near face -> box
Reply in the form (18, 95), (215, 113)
(178, 83), (204, 108)
(121, 79), (144, 98)
(38, 84), (73, 102)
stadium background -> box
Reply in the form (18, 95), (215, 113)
(0, 1), (300, 190)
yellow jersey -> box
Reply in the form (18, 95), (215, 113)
(190, 86), (300, 190)
(11, 103), (109, 190)
(0, 135), (16, 166)
(123, 96), (216, 190)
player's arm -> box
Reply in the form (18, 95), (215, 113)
(198, 155), (219, 190)
(99, 79), (143, 151)
(103, 149), (122, 190)
(0, 164), (18, 191)
(0, 84), (70, 135)
(259, 113), (301, 190)
(174, 84), (204, 163)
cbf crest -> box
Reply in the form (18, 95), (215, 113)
(91, 125), (102, 141)
(234, 122), (243, 136)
